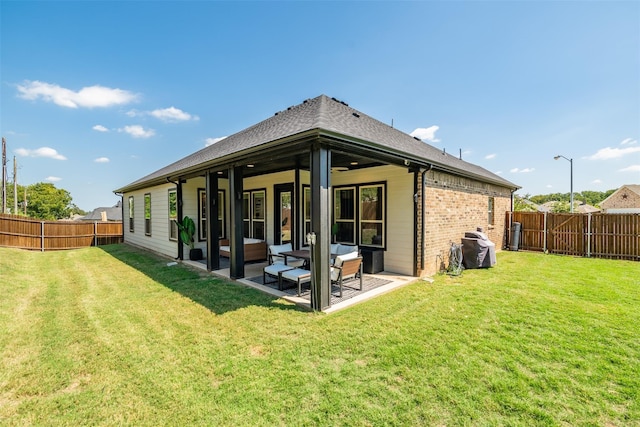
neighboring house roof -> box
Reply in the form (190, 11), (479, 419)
(81, 201), (123, 221)
(115, 95), (518, 193)
(600, 184), (640, 209)
(576, 203), (601, 213)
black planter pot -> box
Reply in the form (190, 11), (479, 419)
(189, 248), (203, 261)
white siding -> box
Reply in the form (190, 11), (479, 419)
(123, 182), (178, 258)
(123, 165), (414, 275)
(333, 165), (414, 275)
(244, 171), (296, 245)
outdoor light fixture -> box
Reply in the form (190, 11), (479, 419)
(554, 154), (573, 213)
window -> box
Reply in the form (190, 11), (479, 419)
(198, 189), (207, 241)
(333, 182), (386, 248)
(218, 191), (225, 239)
(243, 189), (265, 240)
(144, 193), (151, 236)
(168, 189), (178, 241)
(334, 187), (356, 244)
(128, 196), (134, 232)
(360, 185), (384, 247)
(488, 197), (495, 225)
(198, 189), (226, 241)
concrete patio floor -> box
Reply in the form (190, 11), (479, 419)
(182, 258), (422, 313)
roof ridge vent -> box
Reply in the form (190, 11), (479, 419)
(413, 136), (421, 141)
(352, 112), (360, 118)
(330, 97), (349, 107)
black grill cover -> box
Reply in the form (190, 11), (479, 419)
(461, 233), (496, 269)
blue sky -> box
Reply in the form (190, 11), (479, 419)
(1, 1), (638, 211)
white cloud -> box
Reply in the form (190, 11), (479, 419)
(150, 107), (199, 122)
(94, 157), (110, 163)
(620, 138), (637, 146)
(126, 107), (199, 122)
(546, 184), (553, 188)
(15, 146), (67, 160)
(585, 146), (640, 160)
(205, 136), (227, 147)
(410, 125), (440, 143)
(619, 165), (640, 172)
(16, 80), (138, 109)
(510, 167), (535, 173)
(494, 170), (503, 175)
(93, 125), (109, 132)
(120, 125), (155, 138)
(45, 176), (62, 182)
(485, 153), (496, 160)
(592, 179), (602, 184)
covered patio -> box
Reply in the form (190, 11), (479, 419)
(185, 257), (419, 313)
(116, 95), (517, 312)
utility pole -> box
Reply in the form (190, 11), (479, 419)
(2, 137), (6, 214)
(13, 156), (18, 214)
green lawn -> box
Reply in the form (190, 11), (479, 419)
(1, 245), (638, 426)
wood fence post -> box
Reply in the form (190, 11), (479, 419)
(543, 212), (548, 253)
(94, 221), (98, 246)
(41, 221), (45, 252)
(586, 213), (592, 258)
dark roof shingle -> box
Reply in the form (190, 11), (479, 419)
(116, 95), (518, 192)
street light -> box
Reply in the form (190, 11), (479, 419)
(554, 155), (573, 213)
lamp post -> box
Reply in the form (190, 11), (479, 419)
(554, 155), (573, 213)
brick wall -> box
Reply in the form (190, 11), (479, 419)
(416, 169), (512, 276)
(601, 187), (640, 210)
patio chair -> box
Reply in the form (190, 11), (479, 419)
(330, 252), (363, 297)
(263, 243), (304, 285)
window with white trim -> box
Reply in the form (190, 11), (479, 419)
(168, 189), (177, 241)
(128, 196), (134, 232)
(144, 193), (151, 236)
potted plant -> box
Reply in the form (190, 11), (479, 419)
(177, 216), (202, 260)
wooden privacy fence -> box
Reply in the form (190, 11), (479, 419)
(506, 212), (639, 261)
(0, 214), (123, 251)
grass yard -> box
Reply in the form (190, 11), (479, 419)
(1, 244), (638, 426)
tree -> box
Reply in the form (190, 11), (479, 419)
(24, 183), (73, 220)
(513, 194), (537, 212)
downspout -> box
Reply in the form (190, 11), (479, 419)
(115, 192), (124, 242)
(167, 177), (183, 260)
(420, 164), (432, 275)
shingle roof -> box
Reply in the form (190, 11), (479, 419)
(81, 201), (123, 221)
(115, 95), (518, 192)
